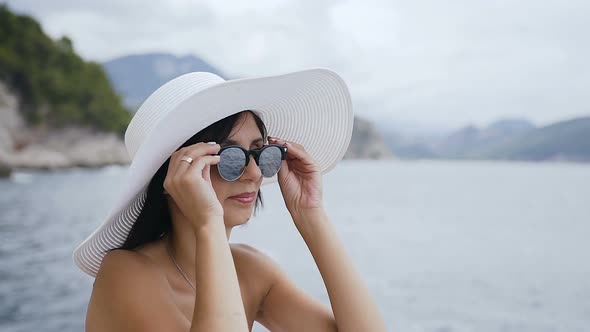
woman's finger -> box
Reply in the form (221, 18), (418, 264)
(172, 142), (219, 177)
(203, 163), (211, 182)
(269, 137), (315, 165)
(165, 142), (219, 194)
(174, 155), (220, 191)
(187, 155), (221, 177)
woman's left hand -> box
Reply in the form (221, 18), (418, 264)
(269, 137), (324, 218)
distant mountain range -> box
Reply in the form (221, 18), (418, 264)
(384, 117), (590, 162)
(435, 118), (536, 158)
(103, 53), (226, 110)
(472, 117), (590, 161)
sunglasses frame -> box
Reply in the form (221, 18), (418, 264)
(215, 143), (288, 181)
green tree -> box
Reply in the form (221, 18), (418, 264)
(0, 4), (131, 135)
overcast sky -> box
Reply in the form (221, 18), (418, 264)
(5, 0), (590, 132)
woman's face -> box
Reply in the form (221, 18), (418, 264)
(210, 112), (265, 227)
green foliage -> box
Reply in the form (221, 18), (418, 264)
(0, 4), (130, 135)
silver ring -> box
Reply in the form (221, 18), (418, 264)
(180, 156), (193, 164)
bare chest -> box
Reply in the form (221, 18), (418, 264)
(168, 269), (264, 330)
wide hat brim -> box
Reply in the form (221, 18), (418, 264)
(73, 68), (353, 277)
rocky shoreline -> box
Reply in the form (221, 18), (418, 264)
(0, 126), (130, 171)
(0, 83), (130, 177)
(0, 130), (130, 178)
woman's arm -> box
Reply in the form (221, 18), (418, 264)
(294, 208), (387, 332)
(190, 219), (249, 332)
(266, 137), (387, 331)
(162, 143), (247, 330)
(253, 208), (387, 332)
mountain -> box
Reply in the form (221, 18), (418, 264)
(381, 131), (438, 159)
(344, 117), (394, 160)
(381, 117), (590, 162)
(472, 117), (590, 161)
(434, 118), (536, 158)
(103, 53), (226, 109)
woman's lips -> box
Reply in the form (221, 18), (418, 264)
(229, 192), (256, 204)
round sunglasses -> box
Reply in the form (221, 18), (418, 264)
(215, 144), (288, 181)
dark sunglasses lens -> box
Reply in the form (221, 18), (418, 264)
(259, 146), (283, 177)
(218, 147), (246, 181)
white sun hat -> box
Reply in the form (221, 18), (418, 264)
(72, 68), (354, 277)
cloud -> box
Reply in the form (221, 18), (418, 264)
(4, 0), (590, 129)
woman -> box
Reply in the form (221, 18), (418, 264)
(74, 69), (387, 331)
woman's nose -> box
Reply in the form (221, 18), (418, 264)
(241, 155), (262, 181)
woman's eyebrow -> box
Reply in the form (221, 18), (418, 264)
(221, 137), (264, 145)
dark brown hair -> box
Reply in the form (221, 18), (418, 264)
(117, 110), (267, 250)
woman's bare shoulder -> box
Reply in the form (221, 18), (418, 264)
(230, 243), (273, 265)
(230, 243), (280, 283)
(86, 249), (188, 332)
(95, 249), (165, 283)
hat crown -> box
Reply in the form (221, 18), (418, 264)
(124, 72), (225, 159)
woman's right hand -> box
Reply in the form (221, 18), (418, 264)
(163, 142), (224, 230)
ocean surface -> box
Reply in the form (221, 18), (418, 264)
(1, 160), (589, 332)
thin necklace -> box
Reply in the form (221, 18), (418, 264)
(165, 240), (196, 292)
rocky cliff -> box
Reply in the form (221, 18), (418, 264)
(344, 116), (394, 160)
(0, 82), (130, 175)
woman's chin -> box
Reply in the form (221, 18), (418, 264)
(224, 211), (253, 228)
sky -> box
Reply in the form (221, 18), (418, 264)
(4, 0), (590, 133)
